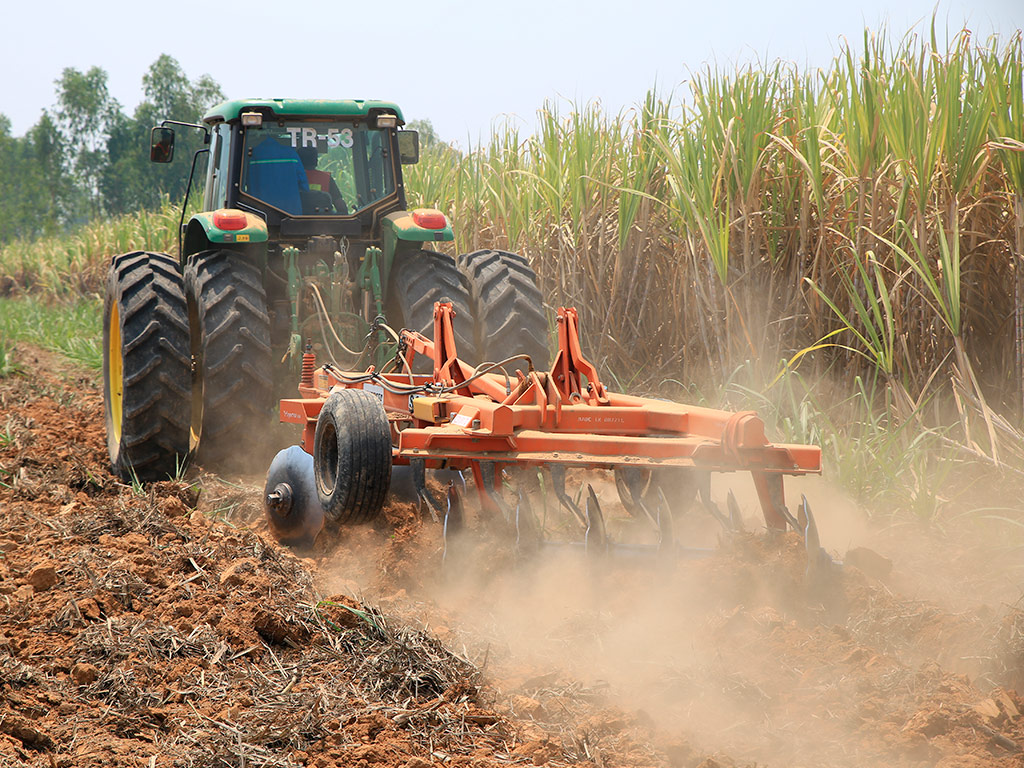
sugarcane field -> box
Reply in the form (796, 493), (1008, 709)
(3, 9), (1024, 768)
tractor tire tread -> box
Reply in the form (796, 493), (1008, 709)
(387, 249), (477, 370)
(185, 250), (273, 472)
(457, 249), (549, 371)
(104, 251), (191, 481)
(315, 389), (391, 525)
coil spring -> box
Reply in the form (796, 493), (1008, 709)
(301, 348), (316, 386)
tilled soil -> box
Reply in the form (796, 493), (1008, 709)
(3, 345), (1024, 767)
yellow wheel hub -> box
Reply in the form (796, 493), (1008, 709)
(108, 302), (124, 444)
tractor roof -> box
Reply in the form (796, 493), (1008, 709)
(203, 99), (405, 124)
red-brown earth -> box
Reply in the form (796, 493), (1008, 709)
(3, 345), (1024, 767)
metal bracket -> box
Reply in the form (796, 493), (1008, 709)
(583, 484), (608, 555)
(410, 458), (440, 523)
(442, 480), (464, 565)
(549, 465), (587, 528)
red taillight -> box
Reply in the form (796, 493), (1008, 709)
(213, 209), (248, 231)
(411, 208), (447, 230)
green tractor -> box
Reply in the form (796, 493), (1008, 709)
(103, 99), (549, 481)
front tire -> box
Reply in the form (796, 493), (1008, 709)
(184, 250), (273, 473)
(103, 251), (191, 481)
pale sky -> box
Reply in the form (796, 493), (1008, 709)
(2, 0), (1021, 147)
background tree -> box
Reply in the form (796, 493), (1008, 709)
(53, 66), (118, 221)
(102, 55), (224, 215)
(407, 118), (443, 151)
(29, 113), (70, 228)
(0, 113), (67, 243)
(0, 55), (225, 244)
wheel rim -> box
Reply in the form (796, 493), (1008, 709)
(188, 299), (202, 452)
(317, 420), (339, 496)
(189, 381), (202, 451)
(107, 301), (124, 444)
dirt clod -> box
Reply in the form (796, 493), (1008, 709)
(0, 714), (53, 749)
(219, 556), (260, 586)
(845, 545), (894, 578)
(70, 661), (98, 685)
(510, 695), (545, 719)
(25, 563), (57, 591)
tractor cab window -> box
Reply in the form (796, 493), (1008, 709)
(240, 120), (396, 216)
(204, 123), (232, 211)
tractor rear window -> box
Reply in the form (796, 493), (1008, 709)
(240, 121), (396, 216)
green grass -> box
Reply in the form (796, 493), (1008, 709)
(0, 421), (14, 448)
(0, 199), (180, 298)
(0, 295), (103, 371)
(713, 364), (1020, 530)
(0, 338), (20, 378)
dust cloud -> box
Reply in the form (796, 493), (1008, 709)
(317, 468), (1024, 767)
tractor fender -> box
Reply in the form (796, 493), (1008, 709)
(381, 209), (454, 286)
(183, 209), (269, 259)
(382, 209), (454, 243)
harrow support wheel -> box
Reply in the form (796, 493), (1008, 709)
(386, 249), (477, 373)
(184, 250), (273, 473)
(103, 251), (191, 482)
(313, 388), (392, 525)
(457, 249), (549, 374)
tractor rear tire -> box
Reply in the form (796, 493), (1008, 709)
(457, 249), (549, 373)
(184, 250), (273, 473)
(313, 388), (392, 525)
(386, 249), (477, 372)
(103, 251), (191, 482)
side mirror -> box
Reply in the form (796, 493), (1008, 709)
(397, 130), (419, 165)
(150, 126), (175, 163)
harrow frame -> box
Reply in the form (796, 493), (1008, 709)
(278, 302), (821, 534)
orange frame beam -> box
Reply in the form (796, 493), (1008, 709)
(279, 303), (821, 530)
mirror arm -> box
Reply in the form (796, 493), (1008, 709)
(179, 148), (210, 259)
(160, 119), (211, 144)
(155, 118), (213, 258)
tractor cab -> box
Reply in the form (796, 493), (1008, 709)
(195, 100), (419, 243)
